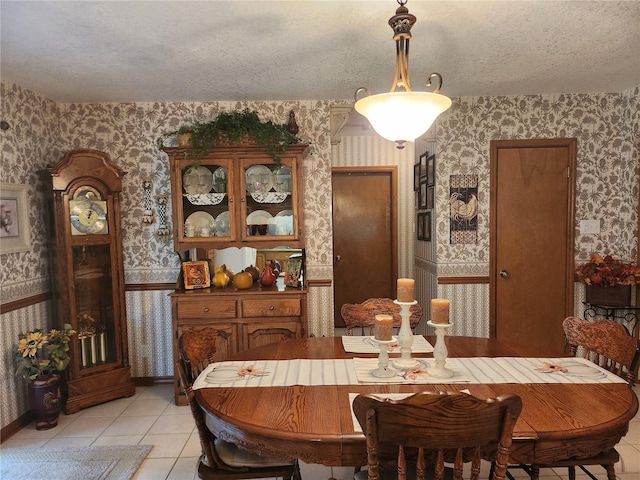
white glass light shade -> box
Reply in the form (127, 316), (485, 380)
(355, 91), (452, 143)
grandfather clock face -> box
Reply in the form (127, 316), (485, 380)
(69, 186), (108, 235)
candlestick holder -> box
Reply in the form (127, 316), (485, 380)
(392, 299), (420, 370)
(371, 337), (397, 378)
(427, 320), (453, 378)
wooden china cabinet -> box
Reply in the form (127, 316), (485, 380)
(164, 142), (309, 404)
(48, 149), (135, 414)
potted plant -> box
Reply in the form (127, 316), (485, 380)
(16, 323), (76, 430)
(575, 254), (640, 306)
(159, 109), (303, 165)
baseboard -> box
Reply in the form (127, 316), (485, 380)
(131, 376), (174, 386)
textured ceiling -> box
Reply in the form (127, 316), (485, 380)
(1, 1), (639, 104)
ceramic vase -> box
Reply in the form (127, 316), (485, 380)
(28, 374), (62, 430)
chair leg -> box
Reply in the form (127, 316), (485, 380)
(568, 466), (576, 480)
(604, 464), (616, 480)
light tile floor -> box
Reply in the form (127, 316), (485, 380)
(2, 382), (638, 480)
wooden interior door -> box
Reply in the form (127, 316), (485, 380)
(490, 139), (576, 354)
(332, 168), (397, 327)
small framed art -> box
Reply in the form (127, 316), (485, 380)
(418, 180), (428, 209)
(182, 261), (211, 289)
(426, 185), (435, 210)
(426, 154), (436, 186)
(0, 182), (31, 254)
(413, 161), (421, 191)
(417, 211), (431, 241)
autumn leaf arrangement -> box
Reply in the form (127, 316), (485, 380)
(575, 254), (640, 287)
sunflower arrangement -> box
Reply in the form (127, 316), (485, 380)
(16, 323), (76, 381)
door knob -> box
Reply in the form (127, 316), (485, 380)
(336, 255), (341, 262)
(499, 270), (510, 279)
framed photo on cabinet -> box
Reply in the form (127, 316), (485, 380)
(182, 261), (211, 289)
(417, 211), (431, 241)
(0, 182), (30, 254)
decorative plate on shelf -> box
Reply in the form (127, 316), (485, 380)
(183, 166), (213, 194)
(273, 210), (293, 235)
(245, 165), (274, 193)
(185, 193), (226, 205)
(250, 192), (288, 203)
(246, 209), (273, 225)
(185, 211), (215, 232)
(214, 211), (230, 236)
(273, 165), (292, 193)
(212, 167), (228, 193)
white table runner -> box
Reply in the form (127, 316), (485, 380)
(193, 356), (626, 390)
(341, 335), (434, 354)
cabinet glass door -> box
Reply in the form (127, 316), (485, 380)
(180, 162), (232, 241)
(72, 245), (115, 369)
(242, 158), (297, 240)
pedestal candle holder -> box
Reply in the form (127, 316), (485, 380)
(427, 320), (453, 378)
(372, 337), (397, 378)
(392, 300), (420, 370)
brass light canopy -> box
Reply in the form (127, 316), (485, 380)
(354, 0), (451, 149)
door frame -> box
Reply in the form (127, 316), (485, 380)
(331, 166), (399, 324)
(489, 138), (577, 339)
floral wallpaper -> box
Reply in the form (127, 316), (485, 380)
(434, 90), (639, 275)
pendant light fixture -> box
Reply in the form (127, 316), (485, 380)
(354, 0), (451, 149)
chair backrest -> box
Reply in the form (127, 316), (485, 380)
(562, 316), (638, 384)
(176, 359), (223, 470)
(179, 327), (219, 383)
(353, 391), (523, 480)
(340, 298), (423, 336)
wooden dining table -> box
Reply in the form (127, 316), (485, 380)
(195, 336), (638, 467)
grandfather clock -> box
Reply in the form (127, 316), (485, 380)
(48, 149), (135, 414)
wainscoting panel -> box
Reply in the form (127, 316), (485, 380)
(1, 301), (52, 430)
(307, 283), (334, 338)
(125, 290), (173, 377)
(430, 283), (490, 338)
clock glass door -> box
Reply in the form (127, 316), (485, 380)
(73, 245), (116, 369)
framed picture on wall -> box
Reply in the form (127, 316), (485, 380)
(417, 211), (431, 241)
(420, 152), (428, 180)
(418, 179), (428, 209)
(0, 182), (31, 254)
(426, 185), (435, 210)
(413, 161), (421, 191)
(426, 154), (436, 186)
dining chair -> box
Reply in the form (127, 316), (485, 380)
(340, 298), (423, 336)
(178, 330), (300, 480)
(509, 316), (639, 480)
(352, 391), (523, 480)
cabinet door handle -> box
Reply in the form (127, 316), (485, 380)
(269, 305), (275, 311)
(499, 270), (510, 279)
(203, 307), (209, 313)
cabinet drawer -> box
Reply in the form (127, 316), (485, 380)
(177, 299), (237, 319)
(242, 298), (301, 317)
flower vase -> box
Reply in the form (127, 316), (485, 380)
(28, 374), (62, 430)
